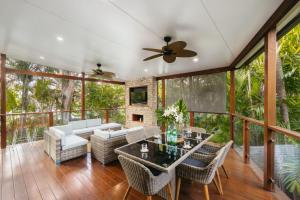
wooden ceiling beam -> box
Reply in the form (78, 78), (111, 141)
(156, 66), (231, 80)
(230, 0), (298, 69)
(5, 67), (125, 85)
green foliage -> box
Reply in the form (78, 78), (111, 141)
(85, 82), (125, 109)
(279, 159), (300, 195)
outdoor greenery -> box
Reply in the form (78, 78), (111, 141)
(5, 61), (125, 144)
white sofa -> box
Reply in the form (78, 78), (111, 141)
(68, 118), (122, 139)
(44, 118), (122, 164)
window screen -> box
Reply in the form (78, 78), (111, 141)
(166, 72), (226, 113)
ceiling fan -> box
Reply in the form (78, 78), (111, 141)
(143, 36), (197, 63)
(87, 63), (115, 79)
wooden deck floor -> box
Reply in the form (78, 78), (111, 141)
(0, 141), (279, 200)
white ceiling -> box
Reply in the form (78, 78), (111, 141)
(0, 0), (283, 81)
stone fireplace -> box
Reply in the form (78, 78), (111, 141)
(125, 77), (157, 128)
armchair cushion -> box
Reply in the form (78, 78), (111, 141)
(50, 128), (66, 146)
(94, 130), (110, 139)
(62, 135), (88, 151)
(98, 123), (121, 130)
(86, 118), (101, 127)
(72, 127), (95, 135)
(53, 124), (73, 136)
(69, 120), (87, 130)
(109, 129), (128, 138)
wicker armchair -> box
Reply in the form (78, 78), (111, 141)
(175, 147), (225, 200)
(44, 130), (88, 164)
(90, 134), (127, 165)
(118, 155), (173, 200)
(144, 126), (161, 138)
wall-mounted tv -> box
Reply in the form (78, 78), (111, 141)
(130, 86), (148, 105)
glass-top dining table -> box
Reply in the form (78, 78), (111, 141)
(115, 132), (213, 172)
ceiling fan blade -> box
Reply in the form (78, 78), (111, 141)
(168, 41), (187, 51)
(143, 54), (163, 61)
(163, 55), (176, 63)
(143, 48), (163, 53)
(176, 49), (197, 57)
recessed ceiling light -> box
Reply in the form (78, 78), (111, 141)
(56, 36), (64, 42)
(39, 56), (45, 60)
(144, 68), (148, 72)
(193, 57), (199, 62)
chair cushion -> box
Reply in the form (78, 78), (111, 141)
(52, 124), (73, 136)
(94, 130), (110, 139)
(72, 127), (95, 135)
(109, 129), (128, 138)
(181, 158), (208, 168)
(128, 126), (144, 132)
(98, 123), (122, 130)
(49, 128), (66, 146)
(62, 135), (88, 151)
(69, 120), (87, 130)
(86, 118), (101, 127)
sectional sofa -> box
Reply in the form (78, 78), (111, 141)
(44, 118), (122, 164)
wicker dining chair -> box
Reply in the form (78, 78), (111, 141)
(195, 140), (233, 195)
(144, 126), (161, 138)
(118, 155), (173, 200)
(197, 140), (233, 177)
(175, 147), (225, 200)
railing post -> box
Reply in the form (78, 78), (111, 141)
(229, 70), (235, 145)
(161, 79), (166, 132)
(243, 120), (250, 163)
(1, 54), (6, 149)
(189, 112), (194, 127)
(263, 28), (276, 191)
(81, 72), (85, 120)
(48, 112), (54, 127)
(105, 110), (109, 123)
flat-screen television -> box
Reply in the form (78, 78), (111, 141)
(130, 86), (148, 105)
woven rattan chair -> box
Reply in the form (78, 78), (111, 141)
(125, 128), (146, 144)
(144, 126), (161, 138)
(175, 147), (225, 200)
(118, 155), (173, 200)
(195, 140), (233, 195)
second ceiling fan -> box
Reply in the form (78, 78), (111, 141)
(143, 36), (197, 63)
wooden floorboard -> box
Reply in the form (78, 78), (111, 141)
(0, 141), (279, 200)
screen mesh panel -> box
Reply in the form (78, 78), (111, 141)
(166, 72), (227, 113)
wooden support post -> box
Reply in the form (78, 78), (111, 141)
(81, 72), (85, 120)
(229, 70), (235, 144)
(264, 28), (276, 191)
(105, 110), (109, 123)
(161, 79), (166, 132)
(190, 112), (194, 127)
(0, 54), (6, 149)
(243, 120), (250, 163)
(48, 112), (54, 127)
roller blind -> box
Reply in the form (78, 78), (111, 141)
(166, 72), (227, 113)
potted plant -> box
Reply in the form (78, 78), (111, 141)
(156, 99), (188, 143)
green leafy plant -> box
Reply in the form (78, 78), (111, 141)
(279, 160), (300, 196)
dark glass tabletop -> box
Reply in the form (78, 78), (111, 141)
(115, 140), (188, 168)
(115, 133), (213, 172)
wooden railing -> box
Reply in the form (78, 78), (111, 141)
(0, 108), (125, 146)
